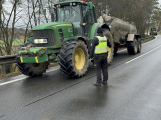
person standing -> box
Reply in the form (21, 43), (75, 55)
(90, 27), (111, 86)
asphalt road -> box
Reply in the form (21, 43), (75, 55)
(0, 36), (161, 120)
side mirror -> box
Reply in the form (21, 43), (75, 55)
(88, 2), (93, 10)
(80, 23), (87, 26)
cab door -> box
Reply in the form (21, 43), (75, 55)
(82, 5), (96, 38)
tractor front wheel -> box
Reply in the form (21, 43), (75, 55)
(16, 43), (49, 77)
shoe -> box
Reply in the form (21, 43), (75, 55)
(93, 82), (101, 86)
(102, 81), (107, 85)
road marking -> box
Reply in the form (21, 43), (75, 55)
(0, 77), (28, 86)
(0, 67), (60, 86)
(118, 36), (157, 53)
(46, 68), (59, 73)
(126, 44), (161, 64)
(118, 49), (126, 53)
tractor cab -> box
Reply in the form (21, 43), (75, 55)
(54, 1), (97, 38)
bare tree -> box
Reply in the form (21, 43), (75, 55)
(88, 0), (160, 37)
(0, 0), (20, 55)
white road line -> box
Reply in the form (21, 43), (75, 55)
(118, 49), (126, 53)
(46, 68), (59, 73)
(126, 44), (161, 64)
(118, 36), (157, 53)
(0, 67), (60, 87)
(0, 77), (28, 86)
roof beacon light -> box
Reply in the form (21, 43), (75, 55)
(82, 0), (85, 1)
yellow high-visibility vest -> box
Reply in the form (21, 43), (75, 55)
(94, 36), (107, 54)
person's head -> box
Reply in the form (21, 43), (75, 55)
(103, 11), (107, 14)
(97, 27), (103, 34)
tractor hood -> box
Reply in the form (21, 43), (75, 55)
(33, 22), (73, 30)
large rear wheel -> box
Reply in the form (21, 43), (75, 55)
(59, 40), (89, 78)
(103, 29), (114, 64)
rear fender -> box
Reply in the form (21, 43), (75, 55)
(127, 34), (141, 42)
(62, 36), (90, 50)
(127, 34), (135, 41)
(90, 23), (111, 41)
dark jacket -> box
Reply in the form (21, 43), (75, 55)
(90, 33), (112, 58)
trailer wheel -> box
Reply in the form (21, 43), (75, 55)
(16, 43), (49, 77)
(127, 39), (138, 55)
(137, 38), (142, 53)
(103, 29), (114, 64)
(114, 48), (118, 55)
(59, 40), (89, 78)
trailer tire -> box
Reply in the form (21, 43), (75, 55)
(127, 39), (138, 55)
(103, 29), (114, 64)
(59, 40), (89, 78)
(137, 38), (142, 53)
(16, 43), (49, 77)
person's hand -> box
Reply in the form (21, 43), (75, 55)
(90, 58), (94, 61)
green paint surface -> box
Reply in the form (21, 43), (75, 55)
(90, 23), (100, 40)
(21, 54), (48, 63)
(88, 2), (93, 9)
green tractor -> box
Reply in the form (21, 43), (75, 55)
(16, 0), (113, 77)
(150, 28), (157, 36)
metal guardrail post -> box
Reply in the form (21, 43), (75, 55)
(1, 64), (6, 75)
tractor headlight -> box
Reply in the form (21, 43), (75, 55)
(34, 39), (48, 44)
(34, 39), (39, 43)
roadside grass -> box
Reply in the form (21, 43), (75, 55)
(157, 32), (161, 35)
(0, 45), (20, 56)
(0, 39), (24, 46)
(0, 36), (156, 79)
(0, 39), (23, 55)
(0, 41), (3, 44)
(141, 37), (155, 44)
(12, 39), (24, 45)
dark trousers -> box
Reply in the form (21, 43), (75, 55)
(94, 54), (108, 83)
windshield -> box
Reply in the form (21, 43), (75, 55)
(56, 5), (81, 23)
(151, 28), (156, 31)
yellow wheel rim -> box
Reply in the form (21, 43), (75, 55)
(74, 48), (85, 70)
(107, 35), (112, 59)
(107, 46), (111, 59)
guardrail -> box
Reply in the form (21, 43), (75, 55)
(0, 36), (155, 75)
(0, 54), (17, 65)
(0, 54), (17, 75)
